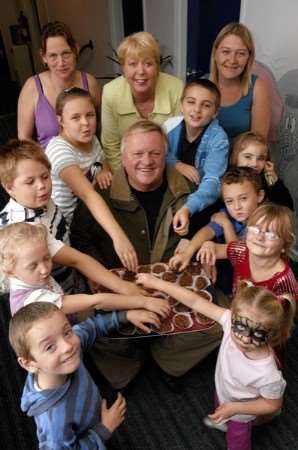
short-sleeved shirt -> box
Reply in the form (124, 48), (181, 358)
(227, 240), (298, 299)
(0, 198), (75, 293)
(46, 136), (104, 225)
(216, 310), (286, 423)
(9, 276), (63, 315)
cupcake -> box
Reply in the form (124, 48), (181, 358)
(152, 263), (168, 274)
(174, 303), (192, 313)
(173, 313), (193, 329)
(162, 271), (178, 282)
(179, 272), (193, 286)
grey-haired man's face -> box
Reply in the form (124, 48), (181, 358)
(121, 131), (166, 192)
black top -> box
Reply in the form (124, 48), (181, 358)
(177, 121), (207, 166)
(131, 176), (167, 245)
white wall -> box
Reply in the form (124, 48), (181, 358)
(42, 0), (117, 84)
(143, 0), (187, 80)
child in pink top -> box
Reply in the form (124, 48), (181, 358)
(136, 275), (295, 450)
(198, 203), (298, 301)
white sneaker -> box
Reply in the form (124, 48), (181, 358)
(203, 416), (227, 432)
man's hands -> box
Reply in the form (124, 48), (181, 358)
(143, 296), (170, 317)
(101, 392), (127, 433)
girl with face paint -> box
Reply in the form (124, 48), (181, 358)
(136, 275), (295, 450)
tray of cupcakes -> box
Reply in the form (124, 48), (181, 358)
(99, 262), (216, 338)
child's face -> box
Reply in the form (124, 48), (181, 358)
(22, 311), (80, 381)
(222, 180), (264, 223)
(10, 240), (52, 287)
(231, 305), (270, 351)
(236, 143), (268, 174)
(246, 217), (285, 259)
(59, 97), (97, 147)
(181, 85), (217, 132)
(5, 160), (52, 209)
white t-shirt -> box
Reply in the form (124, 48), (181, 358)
(46, 135), (104, 225)
(215, 310), (286, 423)
(9, 276), (63, 315)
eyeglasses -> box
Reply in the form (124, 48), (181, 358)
(247, 226), (280, 241)
(47, 50), (74, 62)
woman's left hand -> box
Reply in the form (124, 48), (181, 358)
(96, 168), (113, 189)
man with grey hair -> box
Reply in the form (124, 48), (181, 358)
(71, 119), (222, 391)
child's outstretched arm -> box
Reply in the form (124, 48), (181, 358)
(208, 397), (283, 424)
(169, 225), (215, 271)
(136, 273), (224, 323)
(59, 165), (138, 271)
(62, 292), (170, 317)
(54, 244), (142, 296)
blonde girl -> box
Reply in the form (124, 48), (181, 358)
(198, 203), (298, 301)
(136, 275), (295, 450)
(231, 131), (293, 209)
(46, 88), (138, 271)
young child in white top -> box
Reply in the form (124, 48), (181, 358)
(0, 222), (169, 329)
(136, 274), (295, 450)
(46, 87), (138, 271)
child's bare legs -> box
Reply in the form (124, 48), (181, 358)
(101, 392), (127, 432)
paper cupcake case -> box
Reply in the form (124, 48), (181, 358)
(98, 262), (215, 339)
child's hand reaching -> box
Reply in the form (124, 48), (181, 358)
(169, 251), (191, 272)
(136, 273), (162, 292)
(197, 241), (216, 266)
(96, 168), (113, 189)
(126, 309), (161, 333)
(112, 234), (138, 272)
(173, 206), (190, 236)
(175, 162), (200, 184)
(143, 296), (170, 317)
(264, 161), (278, 186)
(101, 392), (127, 433)
(174, 238), (190, 255)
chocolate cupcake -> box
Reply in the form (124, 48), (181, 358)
(174, 303), (192, 313)
(152, 263), (168, 274)
(173, 313), (193, 329)
(197, 290), (212, 302)
(194, 276), (208, 290)
(153, 317), (174, 334)
(195, 312), (212, 325)
(137, 265), (151, 273)
(162, 271), (177, 282)
(179, 272), (193, 286)
(187, 262), (202, 275)
(168, 296), (178, 306)
(122, 270), (136, 281)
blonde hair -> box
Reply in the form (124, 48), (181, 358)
(210, 22), (255, 96)
(0, 139), (51, 188)
(117, 31), (160, 67)
(230, 131), (270, 167)
(0, 223), (48, 275)
(231, 281), (296, 346)
(120, 119), (168, 154)
(247, 203), (295, 260)
(9, 302), (61, 359)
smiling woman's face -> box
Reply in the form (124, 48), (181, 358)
(122, 52), (159, 98)
(215, 34), (249, 81)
